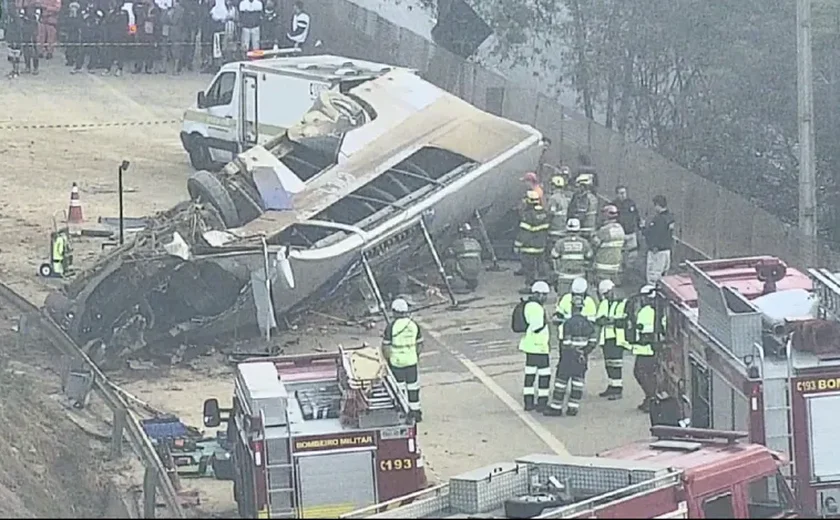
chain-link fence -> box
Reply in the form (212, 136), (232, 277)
(306, 0), (839, 271)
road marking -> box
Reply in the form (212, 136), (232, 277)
(422, 325), (570, 457)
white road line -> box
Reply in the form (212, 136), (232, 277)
(423, 326), (570, 457)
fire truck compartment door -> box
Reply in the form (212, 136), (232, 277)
(808, 393), (840, 482)
(296, 450), (377, 518)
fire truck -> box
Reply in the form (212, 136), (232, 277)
(202, 345), (428, 518)
(655, 255), (840, 517)
(340, 426), (798, 519)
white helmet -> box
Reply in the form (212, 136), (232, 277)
(566, 218), (581, 232)
(391, 298), (409, 313)
(640, 285), (656, 296)
(531, 280), (550, 295)
(598, 279), (615, 295)
(571, 278), (588, 294)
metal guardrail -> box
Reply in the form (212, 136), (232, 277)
(0, 282), (185, 519)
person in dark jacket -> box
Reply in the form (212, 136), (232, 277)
(72, 3), (102, 72)
(102, 0), (131, 75)
(168, 0), (188, 72)
(260, 0), (278, 49)
(179, 0), (200, 71)
(135, 0), (160, 73)
(21, 6), (40, 75)
(63, 1), (83, 66)
(6, 9), (25, 78)
(642, 194), (675, 285)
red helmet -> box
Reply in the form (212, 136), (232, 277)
(521, 172), (539, 184)
(602, 205), (619, 218)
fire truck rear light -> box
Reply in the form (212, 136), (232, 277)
(255, 451), (262, 466)
(751, 397), (758, 411)
(416, 456), (424, 468)
(408, 438), (415, 453)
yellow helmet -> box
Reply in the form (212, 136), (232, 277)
(576, 174), (593, 186)
(551, 175), (566, 188)
(525, 190), (541, 203)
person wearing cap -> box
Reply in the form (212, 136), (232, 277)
(629, 284), (666, 412)
(518, 280), (552, 411)
(521, 171), (545, 206)
(547, 174), (571, 242)
(550, 218), (592, 295)
(569, 174), (599, 237)
(544, 297), (596, 417)
(591, 205), (625, 286)
(382, 298), (424, 422)
(444, 222), (483, 293)
(643, 194), (675, 285)
(514, 190), (549, 293)
(595, 279), (629, 399)
(554, 277), (597, 345)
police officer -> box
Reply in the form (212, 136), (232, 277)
(595, 280), (630, 399)
(519, 280), (552, 411)
(544, 300), (596, 416)
(514, 191), (549, 293)
(554, 277), (597, 345)
(569, 174), (599, 237)
(550, 218), (592, 295)
(630, 285), (666, 412)
(591, 205), (625, 286)
(445, 223), (483, 293)
(547, 174), (571, 242)
(382, 298), (424, 422)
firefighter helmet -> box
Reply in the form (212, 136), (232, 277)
(525, 190), (541, 203)
(551, 175), (566, 188)
(521, 171), (539, 184)
(571, 278), (588, 294)
(602, 204), (619, 219)
(531, 280), (551, 295)
(576, 174), (593, 186)
(640, 285), (656, 296)
(560, 165), (571, 176)
(391, 298), (409, 313)
(566, 218), (581, 232)
(598, 279), (615, 295)
(459, 223), (472, 234)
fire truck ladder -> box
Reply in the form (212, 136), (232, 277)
(338, 345), (411, 421)
(760, 343), (795, 483)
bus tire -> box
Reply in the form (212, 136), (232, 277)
(188, 134), (213, 171)
(187, 170), (241, 228)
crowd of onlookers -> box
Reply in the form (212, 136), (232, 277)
(4, 0), (311, 77)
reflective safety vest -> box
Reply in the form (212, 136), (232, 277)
(53, 234), (67, 263)
(388, 317), (420, 368)
(519, 300), (550, 355)
(592, 222), (625, 272)
(632, 304), (666, 356)
(596, 297), (629, 347)
(555, 293), (597, 339)
(515, 205), (549, 255)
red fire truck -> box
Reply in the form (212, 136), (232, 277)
(655, 255), (840, 517)
(341, 426), (798, 519)
(202, 345), (427, 518)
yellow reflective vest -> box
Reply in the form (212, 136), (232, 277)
(555, 293), (597, 340)
(596, 297), (629, 348)
(385, 317), (421, 367)
(632, 304), (666, 356)
(519, 300), (550, 355)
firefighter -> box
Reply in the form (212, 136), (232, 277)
(51, 229), (71, 277)
(521, 171), (545, 206)
(519, 280), (552, 412)
(595, 279), (630, 400)
(591, 205), (625, 286)
(514, 191), (549, 293)
(554, 277), (597, 346)
(630, 285), (666, 412)
(550, 218), (592, 295)
(445, 223), (483, 293)
(382, 298), (424, 422)
(544, 299), (596, 416)
(569, 174), (599, 237)
(547, 174), (571, 242)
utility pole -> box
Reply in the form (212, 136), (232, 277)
(797, 0), (818, 266)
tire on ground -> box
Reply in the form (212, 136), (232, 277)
(187, 170), (241, 228)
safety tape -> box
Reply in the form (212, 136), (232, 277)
(17, 40), (252, 47)
(0, 119), (180, 131)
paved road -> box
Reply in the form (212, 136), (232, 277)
(407, 262), (652, 481)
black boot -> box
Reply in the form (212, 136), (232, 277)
(542, 406), (563, 416)
(411, 410), (423, 423)
(535, 398), (548, 413)
(566, 407), (579, 416)
(608, 389), (623, 401)
(524, 395), (535, 411)
(638, 399), (650, 412)
(598, 387), (614, 398)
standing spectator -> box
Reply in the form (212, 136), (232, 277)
(199, 0), (215, 72)
(103, 0), (131, 76)
(21, 6), (40, 74)
(135, 0), (160, 73)
(154, 0), (172, 72)
(642, 194), (675, 285)
(221, 0), (237, 62)
(168, 0), (188, 73)
(6, 8), (25, 78)
(238, 0), (261, 53)
(36, 5), (59, 59)
(179, 0), (200, 71)
(285, 0), (308, 51)
(612, 185), (641, 279)
(71, 3), (101, 73)
(207, 0), (230, 71)
(63, 0), (83, 66)
(260, 0), (278, 50)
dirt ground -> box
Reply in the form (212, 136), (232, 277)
(0, 47), (652, 517)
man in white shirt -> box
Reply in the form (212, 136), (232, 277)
(286, 0), (309, 50)
(239, 0), (263, 52)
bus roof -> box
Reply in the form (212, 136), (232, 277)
(660, 255), (812, 307)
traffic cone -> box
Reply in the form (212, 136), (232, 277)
(67, 182), (84, 224)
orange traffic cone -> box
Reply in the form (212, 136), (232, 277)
(67, 182), (84, 224)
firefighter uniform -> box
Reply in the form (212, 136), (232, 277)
(547, 176), (571, 241)
(591, 206), (625, 285)
(544, 310), (596, 416)
(550, 219), (592, 295)
(383, 299), (424, 422)
(515, 193), (550, 290)
(570, 175), (599, 236)
(519, 281), (552, 411)
(554, 278), (597, 343)
(596, 280), (630, 399)
(630, 287), (667, 412)
(446, 224), (483, 292)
